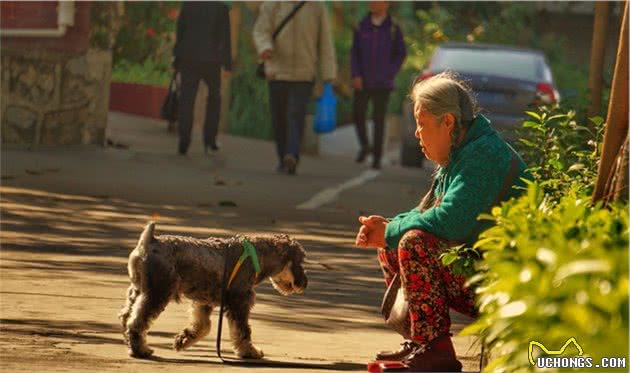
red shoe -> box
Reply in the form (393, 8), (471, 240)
(375, 341), (419, 361)
(401, 335), (462, 372)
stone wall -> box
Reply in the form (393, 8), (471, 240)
(1, 1), (116, 146)
(1, 47), (112, 145)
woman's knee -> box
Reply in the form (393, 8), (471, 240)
(398, 230), (441, 250)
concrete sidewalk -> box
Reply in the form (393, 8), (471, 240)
(2, 111), (426, 219)
(2, 113), (393, 209)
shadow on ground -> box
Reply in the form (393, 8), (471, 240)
(1, 186), (397, 335)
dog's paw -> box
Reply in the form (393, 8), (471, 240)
(237, 344), (264, 359)
(173, 328), (197, 351)
(129, 346), (154, 359)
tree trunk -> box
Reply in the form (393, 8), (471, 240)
(593, 1), (629, 204)
(613, 137), (629, 202)
(587, 2), (609, 118)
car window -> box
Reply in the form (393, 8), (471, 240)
(432, 48), (544, 82)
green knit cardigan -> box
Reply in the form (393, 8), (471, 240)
(385, 114), (531, 248)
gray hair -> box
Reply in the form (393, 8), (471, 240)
(409, 71), (478, 151)
(411, 71), (478, 211)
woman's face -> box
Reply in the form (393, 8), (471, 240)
(368, 2), (389, 16)
(413, 102), (455, 166)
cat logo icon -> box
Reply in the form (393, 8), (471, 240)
(529, 337), (584, 366)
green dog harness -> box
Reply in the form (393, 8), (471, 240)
(227, 238), (261, 288)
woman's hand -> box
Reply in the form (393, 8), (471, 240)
(260, 49), (273, 61)
(352, 77), (363, 90)
(355, 215), (388, 248)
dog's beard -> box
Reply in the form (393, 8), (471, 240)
(269, 263), (302, 296)
(270, 277), (295, 296)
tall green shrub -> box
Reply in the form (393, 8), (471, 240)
(516, 107), (604, 202)
(465, 186), (628, 372)
(460, 107), (628, 372)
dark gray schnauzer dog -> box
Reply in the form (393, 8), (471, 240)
(119, 222), (308, 359)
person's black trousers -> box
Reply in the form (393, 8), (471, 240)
(353, 88), (391, 164)
(268, 81), (314, 165)
(177, 62), (221, 155)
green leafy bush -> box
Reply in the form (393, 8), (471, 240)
(516, 107), (604, 202)
(454, 106), (628, 372)
(111, 2), (179, 86)
(464, 185), (628, 372)
(111, 59), (171, 87)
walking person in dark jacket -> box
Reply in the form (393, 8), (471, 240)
(351, 1), (406, 169)
(173, 1), (231, 156)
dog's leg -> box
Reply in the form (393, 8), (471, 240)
(173, 302), (213, 351)
(126, 291), (170, 359)
(226, 290), (263, 359)
(118, 285), (139, 343)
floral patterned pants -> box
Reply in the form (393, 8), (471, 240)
(377, 230), (477, 347)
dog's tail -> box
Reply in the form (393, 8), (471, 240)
(135, 221), (156, 252)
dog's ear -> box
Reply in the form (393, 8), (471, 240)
(271, 234), (305, 259)
(287, 239), (306, 260)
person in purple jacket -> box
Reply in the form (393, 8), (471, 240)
(351, 1), (407, 169)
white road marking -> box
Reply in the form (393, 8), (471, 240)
(296, 147), (400, 210)
(296, 169), (381, 210)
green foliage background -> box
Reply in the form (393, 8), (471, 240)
(468, 185), (628, 372)
(227, 6), (273, 140)
(111, 2), (180, 87)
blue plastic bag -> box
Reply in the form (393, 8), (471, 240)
(313, 82), (336, 134)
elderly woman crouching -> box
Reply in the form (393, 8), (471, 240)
(355, 72), (531, 372)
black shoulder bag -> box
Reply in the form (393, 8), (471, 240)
(256, 2), (306, 79)
(160, 73), (179, 122)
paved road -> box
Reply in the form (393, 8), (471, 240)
(0, 112), (480, 372)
